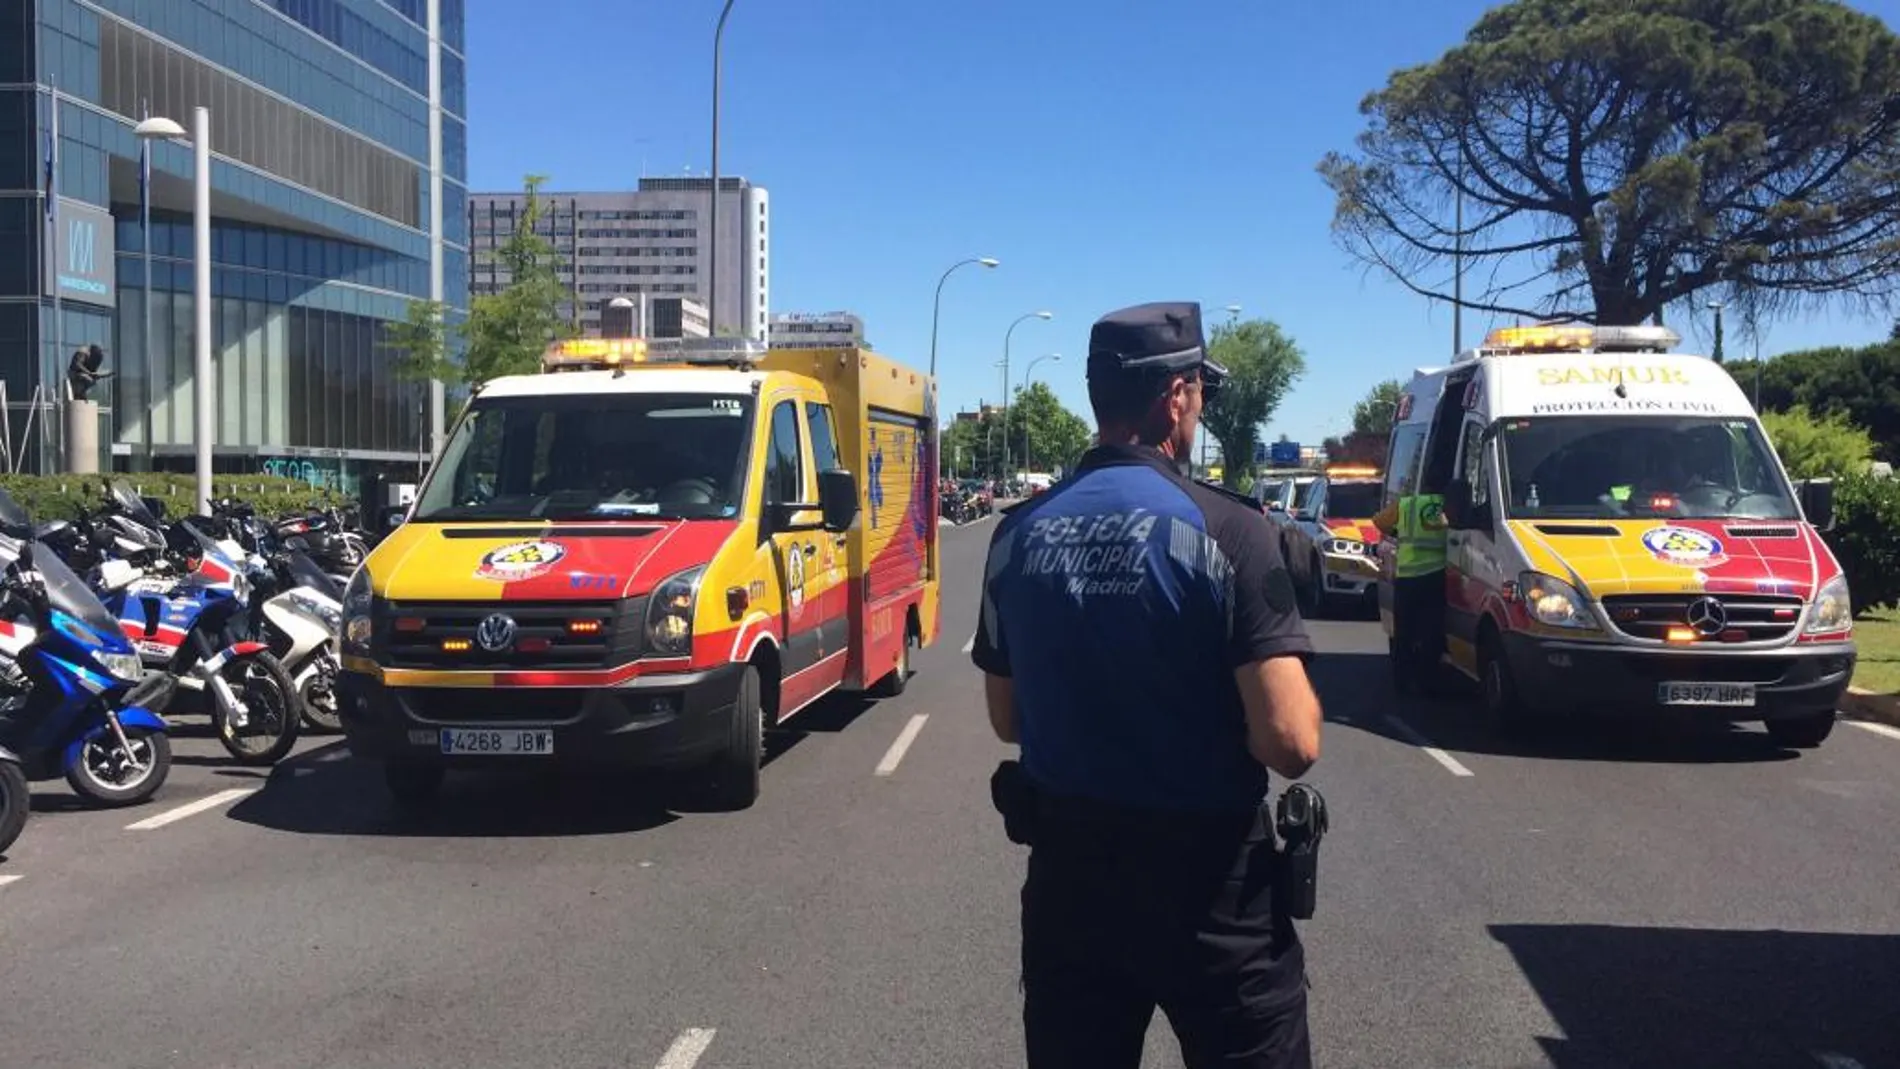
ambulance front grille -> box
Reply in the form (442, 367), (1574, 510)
(374, 599), (643, 669)
(1600, 593), (1803, 643)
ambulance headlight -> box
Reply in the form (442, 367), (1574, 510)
(646, 565), (705, 658)
(1518, 571), (1597, 631)
(341, 567), (373, 654)
(1323, 538), (1365, 557)
(1805, 575), (1853, 635)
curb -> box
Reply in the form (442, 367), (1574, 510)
(1840, 687), (1900, 729)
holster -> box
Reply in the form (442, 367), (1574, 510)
(990, 760), (1040, 847)
(1274, 783), (1329, 921)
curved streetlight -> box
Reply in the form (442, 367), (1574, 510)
(708, 0), (738, 337)
(136, 110), (213, 515)
(927, 257), (999, 378)
(1001, 311), (1053, 479)
(1020, 353), (1060, 474)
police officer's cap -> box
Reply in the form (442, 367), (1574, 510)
(1086, 302), (1227, 392)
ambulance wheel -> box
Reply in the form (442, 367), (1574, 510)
(1765, 711), (1835, 749)
(705, 665), (764, 811)
(1300, 555), (1326, 618)
(1478, 632), (1527, 734)
(872, 626), (914, 698)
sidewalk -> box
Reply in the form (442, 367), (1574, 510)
(1841, 687), (1900, 729)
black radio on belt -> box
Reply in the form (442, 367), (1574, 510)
(1274, 783), (1329, 920)
(991, 760), (1039, 846)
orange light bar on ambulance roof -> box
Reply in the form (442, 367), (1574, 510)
(1480, 324), (1683, 355)
(542, 337), (648, 372)
(1325, 465), (1381, 478)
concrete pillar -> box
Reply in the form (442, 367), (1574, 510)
(64, 399), (99, 474)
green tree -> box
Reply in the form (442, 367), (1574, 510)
(1757, 339), (1900, 462)
(941, 417), (1002, 480)
(1351, 379), (1405, 438)
(1758, 405), (1874, 479)
(1202, 319), (1307, 490)
(1319, 0), (1900, 327)
(1007, 382), (1092, 477)
(383, 174), (576, 395)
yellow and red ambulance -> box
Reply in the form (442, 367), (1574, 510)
(1379, 324), (1855, 746)
(337, 336), (940, 807)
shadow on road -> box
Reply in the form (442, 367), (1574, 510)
(1312, 651), (1802, 766)
(1493, 923), (1900, 1069)
(222, 691), (880, 837)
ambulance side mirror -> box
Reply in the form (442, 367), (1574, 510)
(818, 469), (860, 533)
(1797, 478), (1835, 532)
(1444, 479), (1489, 530)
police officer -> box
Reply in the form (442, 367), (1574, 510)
(972, 301), (1324, 1069)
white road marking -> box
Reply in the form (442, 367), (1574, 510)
(961, 633), (975, 653)
(1845, 719), (1900, 742)
(655, 1028), (716, 1069)
(0, 874), (23, 889)
(1814, 1053), (1864, 1069)
(124, 787), (257, 831)
(1381, 715), (1475, 777)
(875, 714), (931, 777)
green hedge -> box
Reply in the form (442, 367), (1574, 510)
(1824, 472), (1900, 616)
(0, 474), (349, 526)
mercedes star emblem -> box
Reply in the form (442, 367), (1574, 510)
(1685, 597), (1728, 636)
(475, 612), (518, 652)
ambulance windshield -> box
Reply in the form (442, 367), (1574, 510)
(414, 393), (754, 522)
(1496, 415), (1799, 521)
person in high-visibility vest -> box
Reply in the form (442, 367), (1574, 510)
(1374, 488), (1448, 689)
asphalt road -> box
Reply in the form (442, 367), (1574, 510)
(3, 518), (1898, 1069)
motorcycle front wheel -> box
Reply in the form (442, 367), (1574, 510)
(299, 651), (343, 733)
(66, 723), (172, 807)
(213, 652), (301, 766)
(0, 760), (29, 855)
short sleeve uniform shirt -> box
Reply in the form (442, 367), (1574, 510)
(971, 444), (1312, 813)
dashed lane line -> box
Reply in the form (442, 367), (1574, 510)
(875, 714), (931, 777)
(655, 1028), (716, 1069)
(1845, 719), (1900, 743)
(1381, 715), (1476, 777)
(0, 874), (22, 889)
(124, 787), (258, 831)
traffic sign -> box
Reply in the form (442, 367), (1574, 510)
(1269, 440), (1301, 465)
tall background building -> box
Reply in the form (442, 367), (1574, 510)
(0, 0), (467, 498)
(768, 310), (864, 349)
(469, 177), (768, 340)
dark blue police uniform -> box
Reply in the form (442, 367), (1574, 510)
(974, 438), (1315, 1068)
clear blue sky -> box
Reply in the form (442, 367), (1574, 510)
(465, 0), (1898, 450)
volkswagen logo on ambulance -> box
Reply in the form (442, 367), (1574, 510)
(1685, 597), (1728, 637)
(475, 613), (518, 652)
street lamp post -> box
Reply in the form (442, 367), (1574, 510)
(1001, 310), (1053, 482)
(928, 256), (999, 379)
(135, 107), (213, 515)
(1021, 353), (1060, 474)
(708, 0), (736, 337)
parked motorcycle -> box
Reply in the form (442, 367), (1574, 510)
(91, 487), (300, 766)
(0, 490), (175, 812)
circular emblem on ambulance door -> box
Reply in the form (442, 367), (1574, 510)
(475, 540), (567, 581)
(476, 613), (518, 652)
(1641, 526), (1727, 568)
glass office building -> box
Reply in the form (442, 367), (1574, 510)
(0, 0), (467, 500)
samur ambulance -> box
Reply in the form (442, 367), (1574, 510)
(1378, 324), (1855, 747)
(1283, 464), (1385, 616)
(336, 336), (941, 808)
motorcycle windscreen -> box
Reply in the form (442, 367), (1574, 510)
(34, 540), (125, 640)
